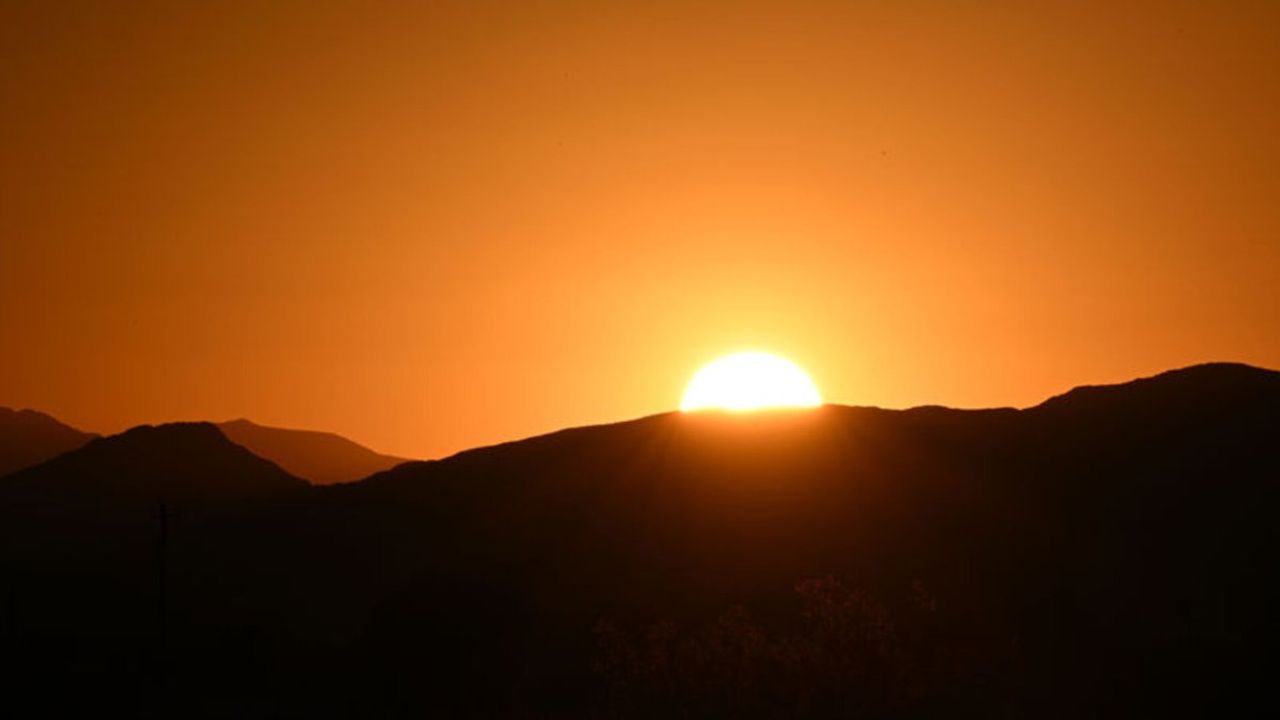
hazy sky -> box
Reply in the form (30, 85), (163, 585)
(3, 1), (1278, 458)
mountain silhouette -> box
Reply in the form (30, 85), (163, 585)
(1, 364), (1276, 717)
(1, 422), (306, 506)
(217, 418), (406, 485)
(0, 406), (97, 476)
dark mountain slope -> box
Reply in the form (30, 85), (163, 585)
(218, 418), (406, 485)
(0, 406), (97, 476)
(327, 363), (1279, 714)
(163, 363), (1263, 716)
(2, 364), (1277, 717)
(0, 422), (309, 713)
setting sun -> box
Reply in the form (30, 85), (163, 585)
(681, 352), (822, 412)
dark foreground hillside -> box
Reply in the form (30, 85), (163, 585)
(1, 363), (1277, 717)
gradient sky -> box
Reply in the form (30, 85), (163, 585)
(3, 1), (1278, 458)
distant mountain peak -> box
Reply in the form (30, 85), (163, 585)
(1033, 362), (1280, 413)
(1086, 361), (1275, 386)
(110, 421), (235, 444)
(0, 406), (98, 476)
(217, 419), (407, 485)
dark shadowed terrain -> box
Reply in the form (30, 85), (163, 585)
(1, 364), (1277, 717)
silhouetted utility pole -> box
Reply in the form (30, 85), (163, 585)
(3, 586), (14, 641)
(155, 499), (176, 653)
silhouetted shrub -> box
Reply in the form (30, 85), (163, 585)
(593, 576), (995, 718)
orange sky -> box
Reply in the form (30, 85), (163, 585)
(2, 1), (1278, 458)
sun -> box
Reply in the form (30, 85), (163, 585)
(681, 352), (822, 412)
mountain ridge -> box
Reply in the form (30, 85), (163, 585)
(2, 362), (1277, 716)
(367, 361), (1277, 486)
(1, 421), (307, 504)
(217, 417), (406, 485)
(0, 406), (98, 476)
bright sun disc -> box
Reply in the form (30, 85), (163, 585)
(681, 352), (822, 412)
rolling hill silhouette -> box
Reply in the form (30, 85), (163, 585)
(1, 422), (306, 505)
(1, 363), (1276, 717)
(217, 418), (406, 485)
(0, 407), (97, 476)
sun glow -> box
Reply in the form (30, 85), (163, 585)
(681, 352), (822, 412)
